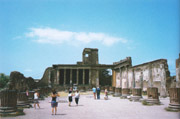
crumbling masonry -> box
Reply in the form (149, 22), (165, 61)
(40, 48), (171, 96)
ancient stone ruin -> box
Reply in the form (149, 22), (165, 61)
(167, 54), (180, 111)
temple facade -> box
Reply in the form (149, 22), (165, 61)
(40, 48), (113, 89)
(40, 48), (171, 96)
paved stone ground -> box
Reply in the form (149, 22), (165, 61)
(1, 93), (180, 119)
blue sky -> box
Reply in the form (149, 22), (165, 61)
(0, 0), (179, 79)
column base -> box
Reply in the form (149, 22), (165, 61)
(167, 103), (180, 111)
(145, 98), (160, 105)
(130, 96), (142, 101)
(113, 93), (121, 97)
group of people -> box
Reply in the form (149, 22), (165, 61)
(32, 88), (80, 115)
(92, 87), (108, 100)
(32, 86), (108, 115)
(67, 88), (80, 106)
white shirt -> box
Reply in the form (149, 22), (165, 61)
(34, 93), (38, 99)
(75, 92), (80, 98)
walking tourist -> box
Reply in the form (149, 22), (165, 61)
(34, 90), (40, 109)
(92, 87), (96, 99)
(97, 87), (101, 99)
(104, 88), (108, 100)
(75, 90), (80, 106)
(68, 91), (73, 106)
(51, 89), (60, 115)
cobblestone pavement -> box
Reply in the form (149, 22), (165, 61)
(1, 94), (180, 119)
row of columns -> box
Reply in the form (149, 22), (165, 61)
(117, 64), (155, 89)
(54, 69), (91, 85)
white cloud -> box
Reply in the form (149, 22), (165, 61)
(24, 69), (32, 72)
(25, 27), (127, 46)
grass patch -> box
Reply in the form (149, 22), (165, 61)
(165, 107), (180, 112)
(142, 100), (153, 106)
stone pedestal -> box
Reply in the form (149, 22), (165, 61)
(121, 88), (130, 98)
(146, 87), (160, 104)
(113, 88), (121, 97)
(131, 88), (142, 101)
(17, 92), (31, 108)
(168, 88), (180, 111)
(0, 90), (18, 116)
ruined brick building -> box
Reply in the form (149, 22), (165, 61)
(40, 48), (113, 89)
(40, 48), (171, 96)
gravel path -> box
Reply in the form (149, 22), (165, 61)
(1, 94), (180, 119)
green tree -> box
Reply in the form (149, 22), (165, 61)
(99, 69), (112, 86)
(0, 73), (10, 89)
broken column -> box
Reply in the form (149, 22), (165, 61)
(146, 87), (159, 104)
(113, 88), (122, 97)
(17, 92), (31, 108)
(166, 54), (180, 111)
(0, 89), (18, 116)
(168, 88), (180, 111)
(131, 88), (142, 101)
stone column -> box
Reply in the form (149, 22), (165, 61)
(121, 67), (130, 98)
(148, 64), (153, 87)
(83, 69), (85, 85)
(17, 92), (31, 108)
(57, 70), (60, 84)
(113, 88), (122, 97)
(76, 69), (79, 85)
(89, 69), (91, 85)
(168, 88), (180, 111)
(70, 69), (72, 85)
(132, 69), (135, 88)
(96, 70), (99, 87)
(0, 90), (18, 115)
(140, 72), (143, 89)
(160, 67), (167, 97)
(64, 69), (66, 85)
(126, 67), (129, 88)
(176, 54), (180, 87)
(119, 68), (122, 88)
(146, 87), (159, 104)
(131, 88), (142, 101)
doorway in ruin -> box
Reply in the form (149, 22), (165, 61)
(99, 69), (112, 86)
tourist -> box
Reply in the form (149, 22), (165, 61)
(51, 90), (60, 115)
(34, 90), (40, 109)
(92, 87), (96, 99)
(104, 88), (108, 100)
(97, 87), (101, 99)
(75, 90), (80, 106)
(68, 91), (73, 106)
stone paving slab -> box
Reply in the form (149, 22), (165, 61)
(1, 94), (180, 119)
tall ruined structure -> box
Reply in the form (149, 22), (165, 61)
(40, 48), (113, 89)
(40, 48), (171, 96)
(112, 57), (170, 97)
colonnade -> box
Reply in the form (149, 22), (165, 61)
(50, 69), (91, 85)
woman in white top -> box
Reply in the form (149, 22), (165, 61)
(75, 90), (80, 106)
(34, 91), (40, 109)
